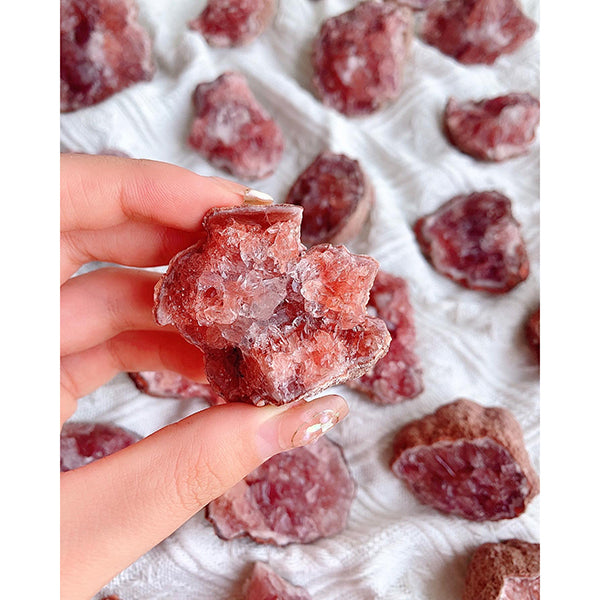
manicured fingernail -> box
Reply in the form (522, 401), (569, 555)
(243, 188), (274, 205)
(291, 409), (341, 447)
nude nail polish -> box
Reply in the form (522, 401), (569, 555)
(243, 188), (274, 205)
(291, 409), (341, 447)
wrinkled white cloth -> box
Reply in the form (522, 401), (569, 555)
(60, 1), (540, 598)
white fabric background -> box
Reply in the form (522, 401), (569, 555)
(60, 1), (540, 598)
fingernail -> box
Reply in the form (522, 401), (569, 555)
(243, 188), (274, 206)
(290, 409), (341, 447)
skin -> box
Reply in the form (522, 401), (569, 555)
(60, 154), (348, 600)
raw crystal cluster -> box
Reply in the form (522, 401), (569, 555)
(60, 0), (154, 112)
(390, 399), (539, 521)
(285, 152), (374, 246)
(189, 0), (277, 47)
(421, 0), (537, 65)
(348, 271), (424, 403)
(154, 204), (391, 406)
(444, 94), (540, 161)
(463, 539), (540, 600)
(243, 563), (312, 600)
(524, 306), (540, 364)
(312, 1), (413, 116)
(206, 436), (355, 545)
(188, 71), (285, 180)
(129, 370), (224, 404)
(60, 421), (140, 472)
(414, 191), (529, 293)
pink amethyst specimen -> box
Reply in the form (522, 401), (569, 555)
(60, 0), (154, 112)
(154, 204), (391, 406)
(524, 306), (540, 364)
(285, 152), (375, 246)
(129, 370), (225, 405)
(189, 0), (277, 47)
(414, 191), (529, 293)
(348, 271), (424, 404)
(207, 436), (356, 545)
(445, 94), (540, 161)
(421, 0), (537, 65)
(60, 422), (140, 472)
(391, 399), (539, 521)
(188, 72), (285, 180)
(312, 1), (413, 116)
(243, 563), (312, 600)
(463, 539), (540, 600)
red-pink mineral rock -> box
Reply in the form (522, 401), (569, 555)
(129, 370), (225, 404)
(60, 422), (140, 472)
(207, 436), (356, 545)
(463, 539), (540, 600)
(391, 399), (539, 521)
(60, 0), (154, 112)
(524, 306), (540, 364)
(243, 563), (312, 600)
(188, 72), (284, 180)
(285, 152), (374, 246)
(445, 94), (540, 161)
(154, 204), (391, 406)
(421, 0), (537, 65)
(189, 0), (277, 47)
(312, 1), (413, 116)
(414, 191), (529, 293)
(348, 271), (424, 403)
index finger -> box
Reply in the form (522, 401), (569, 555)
(60, 153), (248, 233)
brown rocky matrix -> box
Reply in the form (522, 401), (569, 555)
(421, 0), (536, 65)
(207, 436), (355, 545)
(243, 563), (312, 600)
(390, 399), (539, 521)
(129, 371), (224, 404)
(414, 191), (529, 293)
(348, 271), (424, 403)
(188, 72), (285, 180)
(154, 204), (391, 406)
(463, 539), (540, 600)
(285, 152), (374, 246)
(60, 0), (154, 112)
(312, 1), (413, 116)
(189, 0), (277, 47)
(524, 306), (540, 364)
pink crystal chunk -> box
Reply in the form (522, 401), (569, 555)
(207, 436), (356, 545)
(414, 191), (529, 293)
(312, 1), (413, 116)
(348, 271), (424, 403)
(189, 0), (277, 47)
(60, 0), (154, 112)
(463, 539), (540, 600)
(154, 204), (391, 406)
(445, 94), (540, 161)
(391, 399), (539, 521)
(129, 370), (225, 404)
(524, 306), (540, 364)
(188, 71), (285, 180)
(421, 0), (536, 65)
(285, 152), (374, 246)
(60, 421), (140, 472)
(243, 563), (312, 600)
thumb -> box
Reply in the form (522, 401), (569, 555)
(60, 393), (349, 600)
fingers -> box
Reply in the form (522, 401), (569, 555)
(60, 393), (349, 600)
(60, 330), (207, 425)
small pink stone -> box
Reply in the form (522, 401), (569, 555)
(243, 563), (312, 600)
(129, 371), (225, 404)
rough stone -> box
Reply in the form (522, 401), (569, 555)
(129, 370), (224, 404)
(243, 563), (312, 600)
(524, 306), (540, 364)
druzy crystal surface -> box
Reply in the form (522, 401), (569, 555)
(154, 204), (391, 406)
(60, 0), (154, 112)
(312, 1), (413, 116)
(243, 563), (312, 600)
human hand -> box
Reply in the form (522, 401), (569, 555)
(60, 153), (349, 600)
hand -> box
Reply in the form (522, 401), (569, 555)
(60, 154), (349, 600)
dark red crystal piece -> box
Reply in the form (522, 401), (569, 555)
(154, 204), (391, 406)
(60, 421), (140, 472)
(188, 71), (285, 180)
(421, 0), (536, 65)
(444, 94), (540, 161)
(206, 436), (356, 545)
(60, 0), (154, 112)
(414, 191), (529, 293)
(129, 370), (225, 404)
(285, 152), (374, 246)
(189, 0), (277, 47)
(348, 271), (424, 404)
(243, 563), (312, 600)
(390, 399), (539, 521)
(524, 306), (540, 364)
(312, 1), (413, 116)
